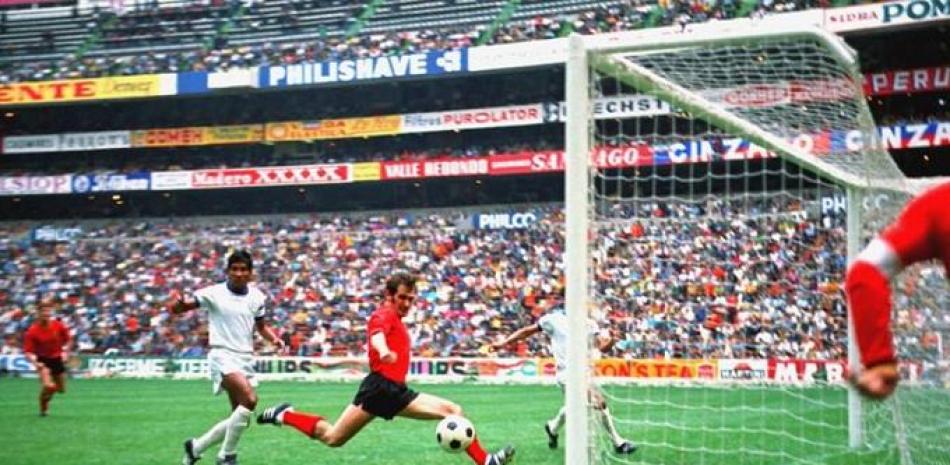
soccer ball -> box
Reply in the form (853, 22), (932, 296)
(436, 415), (475, 453)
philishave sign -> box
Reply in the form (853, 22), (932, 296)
(259, 49), (467, 88)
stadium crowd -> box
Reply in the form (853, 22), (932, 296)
(2, 0), (848, 83)
(6, 195), (932, 363)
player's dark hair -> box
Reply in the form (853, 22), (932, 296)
(385, 272), (417, 295)
(227, 250), (254, 270)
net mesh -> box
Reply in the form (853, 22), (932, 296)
(581, 30), (949, 465)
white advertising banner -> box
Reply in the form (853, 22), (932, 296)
(60, 131), (131, 151)
(545, 95), (671, 122)
(150, 171), (193, 190)
(467, 39), (566, 72)
(718, 359), (769, 381)
(0, 175), (72, 195)
(2, 134), (60, 154)
(402, 104), (544, 133)
(824, 0), (950, 32)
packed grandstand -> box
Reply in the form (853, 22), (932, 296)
(0, 0), (947, 366)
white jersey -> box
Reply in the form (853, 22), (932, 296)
(194, 282), (267, 354)
(537, 309), (600, 374)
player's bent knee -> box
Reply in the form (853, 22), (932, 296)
(324, 434), (350, 448)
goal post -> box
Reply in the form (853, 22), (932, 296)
(564, 22), (946, 465)
(564, 32), (593, 465)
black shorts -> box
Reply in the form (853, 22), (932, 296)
(352, 372), (419, 420)
(38, 357), (66, 376)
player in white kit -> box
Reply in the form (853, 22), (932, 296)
(491, 297), (637, 455)
(167, 250), (285, 465)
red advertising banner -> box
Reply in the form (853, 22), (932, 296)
(190, 164), (351, 189)
(863, 66), (950, 96)
(701, 79), (855, 109)
(488, 144), (653, 176)
(487, 152), (552, 176)
(767, 359), (847, 383)
(768, 359), (926, 384)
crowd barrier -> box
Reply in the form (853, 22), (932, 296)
(2, 354), (929, 385)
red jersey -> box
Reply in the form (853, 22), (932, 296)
(367, 303), (411, 384)
(880, 182), (950, 274)
(23, 319), (71, 359)
(846, 181), (950, 367)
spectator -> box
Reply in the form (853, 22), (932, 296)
(0, 0), (823, 83)
(0, 194), (908, 363)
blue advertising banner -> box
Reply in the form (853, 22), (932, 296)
(0, 355), (33, 373)
(176, 71), (208, 95)
(259, 49), (467, 88)
(473, 211), (539, 230)
(71, 172), (151, 193)
(32, 226), (83, 242)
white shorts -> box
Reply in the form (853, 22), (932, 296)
(208, 348), (258, 396)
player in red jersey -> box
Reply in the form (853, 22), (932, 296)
(845, 181), (950, 399)
(257, 272), (515, 465)
(23, 300), (72, 416)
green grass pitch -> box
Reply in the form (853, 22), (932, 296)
(0, 378), (899, 465)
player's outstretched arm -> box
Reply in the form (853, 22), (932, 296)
(844, 181), (949, 400)
(845, 241), (902, 400)
(255, 319), (285, 352)
(491, 324), (540, 350)
(166, 290), (199, 314)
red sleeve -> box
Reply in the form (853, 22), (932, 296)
(879, 188), (940, 266)
(367, 310), (392, 337)
(845, 261), (895, 367)
(23, 328), (35, 355)
(846, 182), (950, 368)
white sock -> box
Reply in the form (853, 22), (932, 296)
(547, 406), (567, 434)
(193, 419), (229, 454)
(600, 408), (626, 446)
(219, 406), (252, 458)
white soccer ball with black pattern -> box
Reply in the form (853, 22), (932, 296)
(436, 415), (475, 453)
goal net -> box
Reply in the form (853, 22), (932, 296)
(562, 23), (949, 465)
